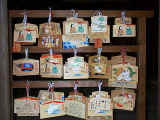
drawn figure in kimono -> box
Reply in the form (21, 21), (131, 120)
(70, 24), (76, 33)
(78, 24), (84, 33)
(126, 26), (132, 35)
(18, 31), (24, 41)
(52, 65), (58, 74)
(117, 68), (131, 81)
(118, 26), (123, 36)
(26, 31), (32, 41)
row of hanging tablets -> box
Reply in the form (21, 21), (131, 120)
(14, 80), (136, 120)
(13, 48), (138, 89)
(13, 10), (136, 51)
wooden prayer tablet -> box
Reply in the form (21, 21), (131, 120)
(115, 17), (132, 25)
(39, 90), (64, 104)
(109, 64), (138, 89)
(89, 26), (110, 43)
(13, 58), (39, 76)
(113, 24), (136, 37)
(62, 34), (88, 49)
(111, 55), (136, 65)
(88, 56), (111, 79)
(39, 91), (65, 119)
(63, 17), (88, 35)
(40, 101), (65, 119)
(39, 22), (61, 36)
(111, 89), (136, 111)
(64, 92), (87, 119)
(14, 23), (39, 44)
(88, 91), (113, 118)
(40, 54), (63, 78)
(14, 97), (40, 116)
(64, 56), (89, 79)
(38, 35), (62, 49)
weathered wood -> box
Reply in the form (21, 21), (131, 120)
(12, 45), (138, 53)
(158, 2), (160, 120)
(136, 17), (146, 120)
(9, 10), (154, 18)
(11, 80), (108, 88)
(0, 0), (10, 120)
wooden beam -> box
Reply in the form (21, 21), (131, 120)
(136, 17), (146, 120)
(0, 0), (10, 120)
(12, 45), (138, 54)
(9, 10), (154, 18)
(11, 80), (108, 88)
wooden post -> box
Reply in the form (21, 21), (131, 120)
(0, 0), (10, 120)
(158, 2), (160, 120)
(136, 17), (146, 120)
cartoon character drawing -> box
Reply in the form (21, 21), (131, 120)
(26, 31), (32, 41)
(126, 26), (132, 35)
(18, 31), (24, 41)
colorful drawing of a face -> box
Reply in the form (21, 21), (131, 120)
(17, 63), (33, 71)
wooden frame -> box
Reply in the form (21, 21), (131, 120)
(8, 10), (154, 120)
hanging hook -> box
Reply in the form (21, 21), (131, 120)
(49, 48), (53, 57)
(48, 81), (55, 100)
(25, 48), (29, 59)
(97, 48), (102, 64)
(121, 11), (126, 24)
(73, 48), (78, 57)
(26, 80), (30, 97)
(72, 9), (78, 18)
(48, 7), (52, 24)
(23, 10), (27, 27)
(74, 80), (79, 95)
(97, 10), (102, 16)
(98, 80), (103, 92)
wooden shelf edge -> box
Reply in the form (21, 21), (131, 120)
(12, 45), (138, 53)
(11, 80), (108, 88)
(9, 10), (154, 18)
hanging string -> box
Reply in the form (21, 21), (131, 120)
(49, 48), (53, 57)
(121, 11), (126, 24)
(26, 80), (30, 97)
(72, 9), (78, 18)
(48, 7), (52, 24)
(74, 80), (79, 95)
(73, 48), (78, 57)
(121, 48), (127, 64)
(48, 81), (55, 100)
(23, 10), (27, 28)
(96, 10), (102, 16)
(98, 48), (102, 64)
(98, 80), (103, 94)
(25, 48), (29, 59)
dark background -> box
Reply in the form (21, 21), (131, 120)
(8, 0), (159, 120)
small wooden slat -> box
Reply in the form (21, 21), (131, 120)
(136, 17), (146, 120)
(9, 10), (154, 18)
(12, 45), (138, 53)
(11, 80), (108, 88)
